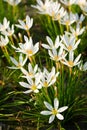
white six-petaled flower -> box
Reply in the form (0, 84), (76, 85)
(12, 36), (39, 57)
(0, 17), (10, 32)
(8, 53), (27, 69)
(41, 98), (68, 123)
(19, 74), (42, 94)
(3, 0), (21, 6)
(0, 35), (9, 47)
(21, 63), (39, 79)
(61, 33), (81, 52)
(42, 36), (62, 50)
(40, 67), (59, 88)
(62, 51), (81, 68)
(15, 15), (33, 31)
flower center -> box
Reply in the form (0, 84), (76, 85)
(43, 81), (48, 87)
(66, 20), (70, 26)
(25, 25), (29, 30)
(28, 72), (34, 76)
(67, 45), (72, 51)
(31, 84), (37, 91)
(52, 109), (58, 115)
(54, 56), (59, 61)
(26, 49), (33, 55)
(68, 61), (74, 67)
(17, 63), (22, 68)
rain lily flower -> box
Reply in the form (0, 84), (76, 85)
(40, 67), (59, 88)
(47, 2), (62, 19)
(19, 74), (42, 94)
(42, 36), (62, 50)
(78, 61), (87, 71)
(70, 24), (85, 37)
(48, 47), (66, 62)
(0, 35), (9, 47)
(60, 12), (76, 26)
(62, 51), (81, 68)
(3, 0), (21, 6)
(21, 63), (39, 79)
(76, 0), (87, 8)
(41, 98), (68, 123)
(0, 17), (10, 32)
(60, 0), (77, 7)
(15, 15), (33, 31)
(74, 14), (85, 24)
(31, 0), (53, 14)
(61, 33), (81, 52)
(53, 6), (66, 22)
(2, 25), (14, 36)
(12, 36), (39, 57)
(8, 54), (27, 69)
(76, 0), (87, 15)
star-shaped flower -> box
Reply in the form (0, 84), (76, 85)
(41, 98), (68, 123)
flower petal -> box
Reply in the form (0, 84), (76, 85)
(49, 115), (55, 123)
(54, 98), (59, 109)
(56, 113), (64, 120)
(44, 101), (53, 110)
(40, 111), (51, 115)
(58, 106), (68, 113)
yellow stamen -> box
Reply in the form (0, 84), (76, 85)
(26, 50), (33, 55)
(25, 25), (29, 30)
(52, 109), (58, 115)
(17, 63), (22, 68)
(43, 81), (48, 87)
(28, 72), (33, 76)
(31, 84), (37, 91)
(68, 61), (74, 67)
(67, 45), (72, 51)
(54, 56), (59, 61)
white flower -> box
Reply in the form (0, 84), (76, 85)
(47, 1), (62, 18)
(76, 0), (87, 7)
(0, 17), (10, 32)
(61, 33), (81, 52)
(31, 0), (53, 14)
(8, 54), (27, 69)
(60, 12), (76, 26)
(73, 14), (85, 24)
(2, 25), (14, 36)
(60, 0), (77, 6)
(0, 35), (9, 47)
(62, 51), (81, 68)
(76, 0), (87, 15)
(70, 24), (85, 37)
(48, 47), (66, 62)
(53, 6), (66, 22)
(21, 63), (39, 78)
(42, 36), (62, 50)
(78, 61), (87, 71)
(19, 75), (42, 94)
(4, 0), (21, 6)
(15, 15), (33, 31)
(40, 67), (59, 88)
(41, 98), (68, 123)
(12, 36), (39, 57)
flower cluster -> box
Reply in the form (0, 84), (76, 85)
(0, 0), (87, 128)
